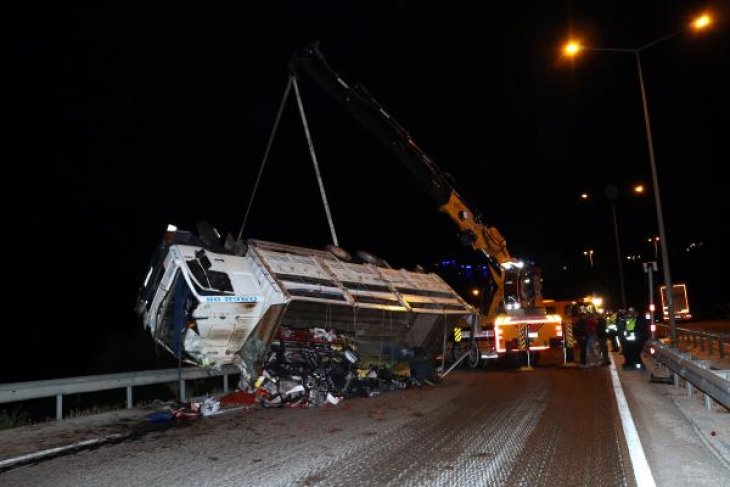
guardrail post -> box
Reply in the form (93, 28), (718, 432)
(693, 334), (698, 348)
(720, 339), (725, 359)
(700, 335), (705, 352)
(56, 394), (63, 420)
(126, 385), (133, 409)
(648, 341), (730, 412)
(704, 393), (713, 411)
(179, 379), (186, 402)
(223, 374), (229, 394)
(708, 336), (713, 354)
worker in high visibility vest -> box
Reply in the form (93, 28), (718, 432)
(622, 307), (648, 370)
(596, 313), (610, 366)
(605, 310), (619, 352)
(616, 309), (627, 359)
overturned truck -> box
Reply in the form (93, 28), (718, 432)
(135, 226), (474, 372)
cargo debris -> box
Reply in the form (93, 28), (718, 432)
(254, 326), (438, 408)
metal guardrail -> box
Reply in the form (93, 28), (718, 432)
(0, 365), (240, 420)
(646, 340), (730, 411)
(654, 323), (728, 358)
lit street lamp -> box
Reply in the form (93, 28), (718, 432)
(470, 288), (481, 308)
(561, 12), (713, 347)
(647, 236), (660, 259)
(583, 249), (595, 268)
(693, 14), (712, 30)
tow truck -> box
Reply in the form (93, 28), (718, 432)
(290, 42), (562, 367)
(542, 296), (603, 359)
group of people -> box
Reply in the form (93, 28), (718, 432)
(573, 307), (649, 370)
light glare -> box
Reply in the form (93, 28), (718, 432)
(692, 14), (712, 30)
(564, 41), (582, 57)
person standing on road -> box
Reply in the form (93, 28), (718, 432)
(622, 307), (647, 369)
(606, 309), (619, 352)
(616, 309), (627, 359)
(596, 312), (611, 366)
(634, 309), (650, 370)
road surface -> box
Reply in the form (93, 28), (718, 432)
(0, 367), (634, 487)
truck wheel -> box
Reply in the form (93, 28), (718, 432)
(467, 342), (481, 368)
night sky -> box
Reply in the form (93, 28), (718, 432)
(9, 1), (729, 381)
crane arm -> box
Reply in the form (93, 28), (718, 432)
(289, 43), (450, 202)
(289, 42), (524, 321)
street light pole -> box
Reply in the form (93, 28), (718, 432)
(634, 51), (677, 346)
(560, 13), (714, 346)
(606, 185), (627, 310)
(643, 261), (658, 339)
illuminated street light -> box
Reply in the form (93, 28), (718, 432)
(583, 249), (595, 268)
(633, 184), (645, 194)
(692, 13), (712, 30)
(471, 288), (480, 297)
(559, 12), (713, 346)
(647, 236), (660, 259)
(563, 41), (582, 57)
(580, 192), (589, 200)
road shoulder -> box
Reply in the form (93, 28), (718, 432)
(613, 351), (730, 486)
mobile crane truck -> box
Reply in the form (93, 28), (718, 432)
(290, 42), (562, 368)
(135, 43), (564, 372)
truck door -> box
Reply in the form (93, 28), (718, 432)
(137, 246), (181, 334)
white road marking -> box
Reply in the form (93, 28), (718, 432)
(609, 354), (657, 487)
(0, 435), (122, 469)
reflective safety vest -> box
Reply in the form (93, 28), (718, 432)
(626, 317), (637, 331)
(625, 317), (637, 340)
(606, 314), (618, 331)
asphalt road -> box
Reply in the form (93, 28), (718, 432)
(0, 366), (634, 487)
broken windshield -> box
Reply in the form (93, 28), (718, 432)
(185, 250), (234, 295)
